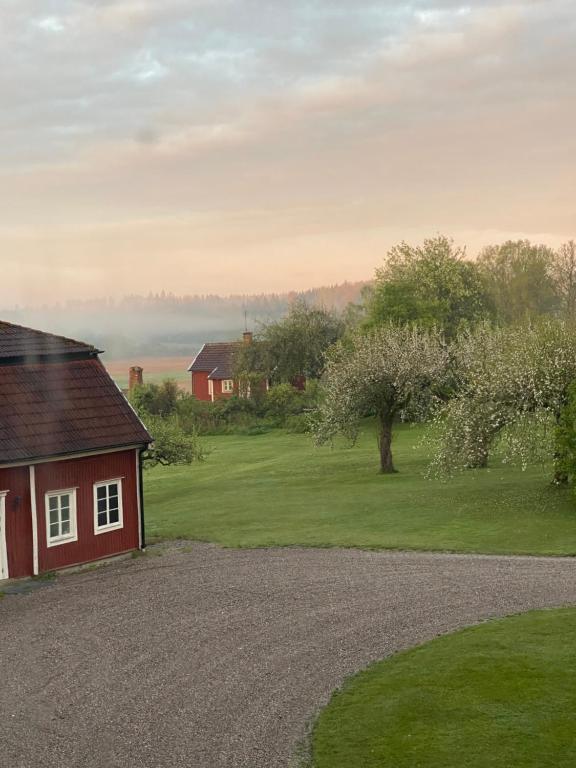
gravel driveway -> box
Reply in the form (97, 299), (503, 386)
(1, 543), (576, 768)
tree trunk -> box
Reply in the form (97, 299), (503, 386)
(377, 411), (397, 474)
(553, 408), (569, 485)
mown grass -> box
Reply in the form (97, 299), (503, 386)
(144, 424), (576, 555)
(310, 608), (576, 768)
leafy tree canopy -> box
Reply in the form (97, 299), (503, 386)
(477, 240), (559, 323)
(363, 235), (491, 339)
(139, 413), (205, 468)
(235, 300), (344, 383)
(129, 382), (205, 467)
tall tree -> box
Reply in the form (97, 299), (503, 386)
(364, 236), (491, 339)
(552, 240), (576, 321)
(313, 325), (448, 473)
(235, 300), (344, 384)
(477, 240), (559, 323)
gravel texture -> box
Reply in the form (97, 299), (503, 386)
(1, 543), (576, 768)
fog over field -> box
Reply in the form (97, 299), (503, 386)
(1, 281), (365, 359)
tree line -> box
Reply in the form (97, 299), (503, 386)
(132, 234), (576, 483)
(233, 235), (576, 478)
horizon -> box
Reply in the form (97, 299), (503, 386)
(1, 1), (575, 305)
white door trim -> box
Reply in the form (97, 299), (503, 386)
(0, 491), (9, 580)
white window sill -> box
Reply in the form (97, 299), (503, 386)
(47, 534), (78, 548)
(95, 522), (124, 535)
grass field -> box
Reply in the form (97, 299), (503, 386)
(310, 608), (576, 767)
(103, 356), (191, 391)
(144, 424), (576, 555)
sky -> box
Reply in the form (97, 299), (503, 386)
(0, 0), (575, 305)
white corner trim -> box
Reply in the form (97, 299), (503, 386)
(0, 491), (9, 580)
(29, 466), (39, 575)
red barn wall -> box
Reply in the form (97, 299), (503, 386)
(192, 371), (210, 401)
(0, 465), (33, 578)
(34, 449), (140, 573)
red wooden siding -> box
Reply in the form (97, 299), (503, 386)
(192, 371), (210, 401)
(0, 465), (33, 578)
(34, 449), (140, 573)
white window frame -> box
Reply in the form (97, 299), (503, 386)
(222, 379), (234, 393)
(208, 379), (214, 402)
(45, 488), (78, 547)
(93, 478), (124, 535)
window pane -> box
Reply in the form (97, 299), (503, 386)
(108, 495), (118, 510)
(97, 486), (107, 500)
(61, 494), (69, 507)
(49, 509), (59, 525)
(98, 498), (107, 514)
(109, 509), (119, 524)
(50, 522), (59, 538)
(97, 511), (108, 527)
(61, 521), (70, 535)
(49, 497), (58, 512)
(108, 483), (118, 497)
(61, 507), (70, 521)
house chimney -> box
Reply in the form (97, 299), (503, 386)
(243, 331), (253, 345)
(129, 366), (143, 391)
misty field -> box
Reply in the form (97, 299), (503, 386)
(103, 356), (192, 391)
(144, 424), (576, 556)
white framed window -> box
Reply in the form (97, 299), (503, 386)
(94, 479), (124, 534)
(222, 379), (234, 393)
(45, 489), (78, 547)
(208, 379), (214, 401)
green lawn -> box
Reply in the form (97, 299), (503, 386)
(144, 424), (576, 555)
(311, 608), (576, 768)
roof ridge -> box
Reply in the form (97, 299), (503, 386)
(0, 320), (97, 349)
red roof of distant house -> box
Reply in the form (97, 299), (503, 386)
(0, 322), (151, 464)
(188, 342), (240, 380)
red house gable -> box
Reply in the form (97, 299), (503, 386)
(188, 340), (242, 401)
(0, 321), (151, 581)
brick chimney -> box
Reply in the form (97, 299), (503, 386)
(243, 331), (253, 345)
(128, 366), (143, 391)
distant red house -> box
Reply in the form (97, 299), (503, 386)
(188, 331), (254, 402)
(0, 321), (151, 581)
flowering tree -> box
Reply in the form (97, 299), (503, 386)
(313, 325), (449, 473)
(430, 320), (576, 478)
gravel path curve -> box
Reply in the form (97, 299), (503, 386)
(1, 543), (576, 768)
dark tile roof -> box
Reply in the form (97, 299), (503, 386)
(0, 321), (97, 361)
(188, 342), (240, 380)
(0, 358), (151, 464)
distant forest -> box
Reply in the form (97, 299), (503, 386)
(1, 281), (367, 359)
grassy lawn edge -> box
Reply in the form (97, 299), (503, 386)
(305, 607), (576, 768)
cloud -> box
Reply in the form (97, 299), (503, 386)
(0, 0), (574, 302)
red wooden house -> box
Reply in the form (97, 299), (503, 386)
(188, 332), (254, 401)
(0, 321), (151, 581)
